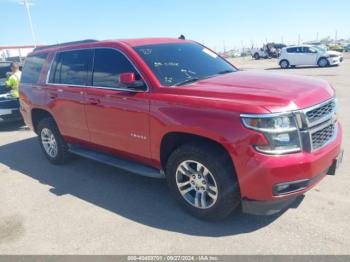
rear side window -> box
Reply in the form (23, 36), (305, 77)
(49, 49), (93, 86)
(21, 53), (48, 84)
(92, 48), (141, 89)
(287, 47), (298, 53)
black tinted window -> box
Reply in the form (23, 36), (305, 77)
(92, 49), (139, 88)
(50, 49), (93, 86)
(287, 47), (297, 53)
(21, 54), (47, 84)
(0, 63), (11, 79)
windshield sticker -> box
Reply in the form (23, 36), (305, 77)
(139, 48), (152, 55)
(202, 48), (218, 58)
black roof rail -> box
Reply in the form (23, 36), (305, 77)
(33, 39), (98, 51)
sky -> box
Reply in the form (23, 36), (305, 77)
(1, 0), (349, 51)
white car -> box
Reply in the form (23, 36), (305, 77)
(251, 48), (268, 59)
(278, 45), (343, 68)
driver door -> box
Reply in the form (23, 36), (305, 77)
(301, 47), (318, 66)
(84, 48), (151, 159)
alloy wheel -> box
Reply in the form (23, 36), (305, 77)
(175, 160), (218, 209)
(41, 128), (58, 158)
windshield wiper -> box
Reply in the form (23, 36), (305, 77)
(217, 69), (235, 74)
(173, 77), (200, 86)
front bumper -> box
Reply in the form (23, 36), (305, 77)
(328, 56), (343, 65)
(241, 153), (343, 215)
(233, 121), (342, 199)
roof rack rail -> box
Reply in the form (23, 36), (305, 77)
(33, 39), (98, 51)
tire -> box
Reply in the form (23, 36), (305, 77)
(37, 117), (71, 165)
(279, 59), (289, 69)
(318, 57), (329, 67)
(166, 143), (240, 221)
(253, 53), (260, 60)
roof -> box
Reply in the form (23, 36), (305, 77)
(33, 38), (192, 52)
(118, 37), (192, 46)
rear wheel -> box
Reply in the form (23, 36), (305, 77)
(166, 144), (240, 221)
(318, 57), (329, 67)
(37, 118), (71, 164)
(253, 53), (260, 60)
(279, 59), (289, 69)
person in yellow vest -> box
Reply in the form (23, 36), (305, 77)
(5, 63), (21, 98)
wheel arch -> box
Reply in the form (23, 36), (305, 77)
(159, 132), (236, 174)
(317, 56), (329, 65)
(31, 108), (56, 134)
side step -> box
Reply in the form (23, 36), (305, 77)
(68, 144), (165, 179)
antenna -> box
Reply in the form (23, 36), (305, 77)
(19, 0), (37, 47)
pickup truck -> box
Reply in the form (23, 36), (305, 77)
(19, 38), (343, 220)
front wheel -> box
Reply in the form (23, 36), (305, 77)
(166, 144), (240, 221)
(318, 57), (329, 67)
(253, 53), (260, 60)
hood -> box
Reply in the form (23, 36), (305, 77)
(326, 50), (342, 56)
(180, 71), (334, 113)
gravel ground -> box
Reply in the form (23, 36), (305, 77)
(0, 54), (349, 255)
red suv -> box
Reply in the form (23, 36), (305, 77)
(19, 38), (343, 220)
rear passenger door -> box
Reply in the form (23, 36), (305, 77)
(84, 48), (150, 159)
(46, 49), (93, 142)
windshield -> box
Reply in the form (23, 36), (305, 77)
(312, 45), (326, 52)
(134, 43), (236, 86)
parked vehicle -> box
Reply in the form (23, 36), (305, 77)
(0, 62), (22, 123)
(20, 38), (343, 220)
(328, 44), (344, 52)
(252, 43), (286, 59)
(344, 44), (350, 52)
(251, 47), (269, 59)
(279, 45), (343, 68)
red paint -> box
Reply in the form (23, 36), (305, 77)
(19, 38), (342, 202)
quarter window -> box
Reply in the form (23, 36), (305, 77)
(92, 48), (141, 89)
(21, 53), (48, 84)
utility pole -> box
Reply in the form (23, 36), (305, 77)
(21, 0), (37, 47)
(298, 34), (301, 45)
(335, 30), (338, 43)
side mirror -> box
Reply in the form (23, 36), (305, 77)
(119, 72), (145, 90)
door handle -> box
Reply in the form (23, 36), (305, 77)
(87, 97), (101, 105)
(49, 93), (58, 99)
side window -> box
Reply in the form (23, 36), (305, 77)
(287, 47), (296, 53)
(21, 53), (48, 84)
(302, 47), (311, 53)
(92, 48), (142, 89)
(49, 49), (93, 86)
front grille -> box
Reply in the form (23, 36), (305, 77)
(306, 100), (335, 124)
(311, 124), (335, 150)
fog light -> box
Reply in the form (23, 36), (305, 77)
(276, 184), (290, 191)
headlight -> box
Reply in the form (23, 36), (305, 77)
(329, 54), (338, 58)
(241, 114), (301, 154)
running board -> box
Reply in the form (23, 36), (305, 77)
(68, 145), (165, 179)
